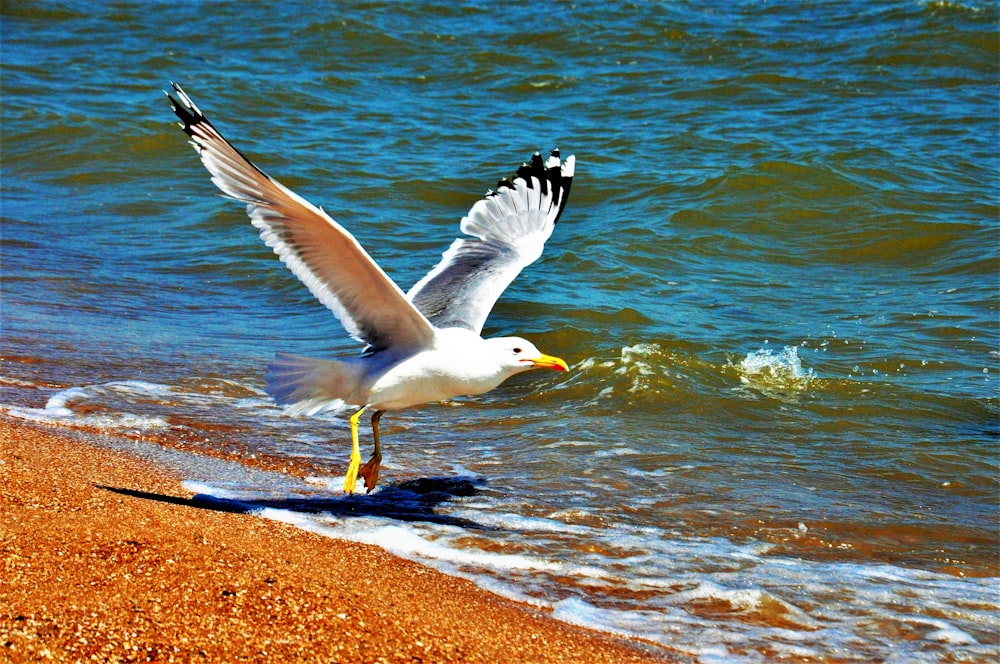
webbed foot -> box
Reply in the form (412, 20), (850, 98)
(358, 453), (382, 493)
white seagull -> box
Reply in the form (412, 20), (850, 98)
(166, 83), (573, 494)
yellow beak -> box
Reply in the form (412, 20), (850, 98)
(531, 353), (569, 372)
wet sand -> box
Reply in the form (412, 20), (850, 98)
(0, 416), (676, 663)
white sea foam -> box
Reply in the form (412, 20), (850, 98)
(922, 620), (978, 645)
(3, 378), (281, 434)
(593, 446), (642, 457)
(670, 581), (822, 631)
(7, 381), (174, 430)
(32, 386), (92, 418)
(9, 402), (170, 431)
(551, 596), (642, 638)
(182, 480), (243, 500)
(164, 478), (1000, 663)
(358, 524), (566, 573)
(467, 511), (593, 534)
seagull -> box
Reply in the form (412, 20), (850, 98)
(166, 83), (573, 494)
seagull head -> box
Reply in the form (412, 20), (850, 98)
(488, 337), (569, 375)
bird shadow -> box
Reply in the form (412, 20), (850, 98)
(97, 476), (494, 531)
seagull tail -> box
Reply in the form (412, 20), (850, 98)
(265, 353), (365, 417)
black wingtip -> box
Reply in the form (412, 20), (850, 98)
(164, 82), (209, 137)
(485, 149), (574, 223)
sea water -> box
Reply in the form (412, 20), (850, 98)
(2, 1), (997, 660)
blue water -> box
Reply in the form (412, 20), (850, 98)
(2, 1), (998, 660)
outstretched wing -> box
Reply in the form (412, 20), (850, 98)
(406, 150), (575, 333)
(166, 83), (435, 353)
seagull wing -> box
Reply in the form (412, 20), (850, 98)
(406, 150), (575, 334)
(166, 83), (435, 353)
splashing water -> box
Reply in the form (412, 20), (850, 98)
(735, 345), (815, 394)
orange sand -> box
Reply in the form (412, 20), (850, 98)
(0, 417), (676, 662)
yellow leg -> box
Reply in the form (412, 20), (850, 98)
(358, 410), (384, 493)
(343, 406), (367, 494)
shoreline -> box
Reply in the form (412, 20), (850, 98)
(0, 416), (677, 663)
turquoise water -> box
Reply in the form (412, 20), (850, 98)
(2, 1), (998, 660)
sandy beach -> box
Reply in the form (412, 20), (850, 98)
(0, 416), (675, 663)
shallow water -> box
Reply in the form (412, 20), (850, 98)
(2, 1), (998, 660)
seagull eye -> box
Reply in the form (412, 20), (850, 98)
(512, 347), (523, 354)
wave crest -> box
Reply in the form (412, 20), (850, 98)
(734, 345), (816, 395)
